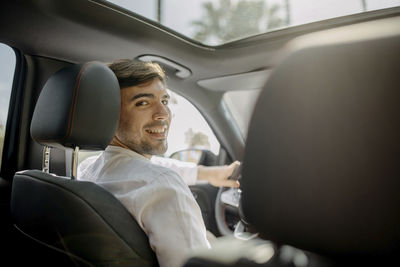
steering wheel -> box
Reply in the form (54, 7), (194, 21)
(215, 164), (242, 236)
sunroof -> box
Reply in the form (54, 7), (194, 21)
(104, 0), (400, 46)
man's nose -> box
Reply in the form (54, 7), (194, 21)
(153, 102), (170, 121)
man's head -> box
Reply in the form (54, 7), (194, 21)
(108, 59), (171, 158)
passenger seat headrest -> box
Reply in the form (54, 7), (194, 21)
(241, 17), (400, 257)
(31, 62), (120, 150)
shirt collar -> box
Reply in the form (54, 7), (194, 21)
(105, 145), (150, 161)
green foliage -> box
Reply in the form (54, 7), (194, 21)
(184, 128), (210, 148)
(192, 0), (288, 44)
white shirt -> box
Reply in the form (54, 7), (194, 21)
(79, 153), (199, 185)
(151, 156), (198, 185)
(78, 146), (210, 267)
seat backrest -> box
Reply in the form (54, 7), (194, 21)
(241, 16), (400, 262)
(11, 62), (158, 266)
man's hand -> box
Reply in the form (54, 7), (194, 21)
(197, 161), (240, 188)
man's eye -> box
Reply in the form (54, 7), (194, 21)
(136, 101), (149, 106)
(162, 100), (169, 105)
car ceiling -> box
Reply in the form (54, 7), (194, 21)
(1, 0), (399, 160)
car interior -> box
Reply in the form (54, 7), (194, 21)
(0, 0), (399, 266)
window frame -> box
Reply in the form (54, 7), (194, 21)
(0, 46), (26, 180)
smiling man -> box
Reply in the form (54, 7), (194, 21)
(79, 59), (210, 267)
(110, 73), (171, 156)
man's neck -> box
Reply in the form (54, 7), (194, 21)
(109, 136), (152, 159)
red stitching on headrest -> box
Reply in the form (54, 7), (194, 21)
(63, 62), (92, 144)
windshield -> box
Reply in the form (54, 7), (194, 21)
(104, 0), (400, 46)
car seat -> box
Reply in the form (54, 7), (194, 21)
(184, 16), (400, 267)
(10, 62), (158, 266)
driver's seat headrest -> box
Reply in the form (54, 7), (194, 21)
(242, 17), (400, 257)
(30, 62), (120, 150)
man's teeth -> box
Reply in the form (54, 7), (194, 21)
(147, 128), (166, 133)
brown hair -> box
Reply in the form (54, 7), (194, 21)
(107, 59), (165, 89)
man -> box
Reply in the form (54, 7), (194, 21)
(79, 59), (239, 267)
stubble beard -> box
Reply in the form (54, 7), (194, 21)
(134, 139), (168, 156)
(118, 130), (168, 156)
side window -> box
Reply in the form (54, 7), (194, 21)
(0, 43), (16, 170)
(167, 90), (220, 157)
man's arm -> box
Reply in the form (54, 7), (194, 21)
(151, 156), (198, 185)
(197, 161), (240, 188)
(151, 156), (240, 188)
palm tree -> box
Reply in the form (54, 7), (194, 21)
(192, 0), (287, 44)
(191, 0), (231, 43)
(361, 0), (367, 11)
(284, 0), (290, 25)
(157, 0), (162, 23)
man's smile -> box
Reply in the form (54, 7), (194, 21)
(144, 125), (168, 139)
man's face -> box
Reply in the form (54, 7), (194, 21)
(115, 79), (171, 158)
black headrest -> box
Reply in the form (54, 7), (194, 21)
(242, 17), (400, 257)
(31, 62), (120, 150)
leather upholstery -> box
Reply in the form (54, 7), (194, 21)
(12, 170), (157, 266)
(242, 17), (400, 258)
(30, 62), (120, 150)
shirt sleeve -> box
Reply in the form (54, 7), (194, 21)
(77, 155), (99, 181)
(151, 156), (199, 185)
(115, 171), (210, 267)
